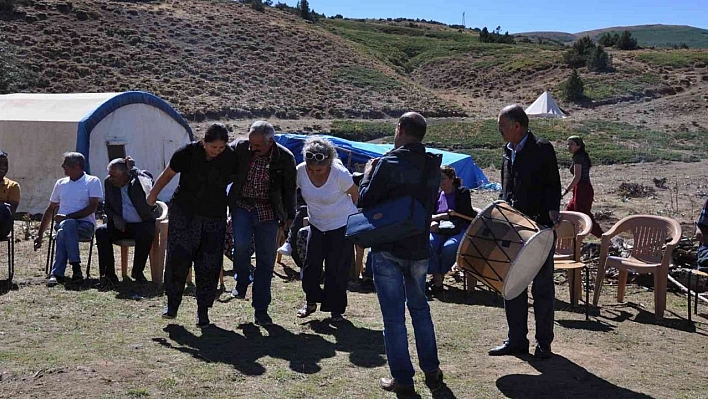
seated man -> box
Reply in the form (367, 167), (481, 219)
(697, 198), (708, 271)
(34, 152), (103, 287)
(96, 158), (160, 284)
(0, 151), (20, 239)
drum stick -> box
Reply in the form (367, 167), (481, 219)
(448, 210), (475, 222)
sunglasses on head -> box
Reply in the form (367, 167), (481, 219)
(305, 152), (328, 161)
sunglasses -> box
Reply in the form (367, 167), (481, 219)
(305, 152), (328, 161)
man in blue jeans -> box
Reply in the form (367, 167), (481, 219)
(228, 121), (296, 326)
(358, 112), (444, 395)
(34, 152), (103, 286)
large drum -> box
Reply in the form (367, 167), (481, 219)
(457, 201), (554, 300)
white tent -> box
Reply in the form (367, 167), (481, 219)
(525, 91), (567, 118)
(0, 91), (193, 215)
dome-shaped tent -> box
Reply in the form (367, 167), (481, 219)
(0, 91), (193, 215)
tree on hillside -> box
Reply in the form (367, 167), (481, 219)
(296, 0), (311, 20)
(598, 32), (619, 47)
(586, 45), (612, 72)
(615, 30), (638, 50)
(478, 26), (515, 44)
(563, 36), (596, 67)
(563, 69), (584, 102)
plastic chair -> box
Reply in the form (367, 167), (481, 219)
(1, 222), (14, 289)
(592, 215), (682, 320)
(113, 201), (168, 282)
(554, 211), (592, 318)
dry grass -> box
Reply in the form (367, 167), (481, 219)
(1, 214), (708, 399)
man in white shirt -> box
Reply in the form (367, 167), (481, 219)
(34, 152), (103, 287)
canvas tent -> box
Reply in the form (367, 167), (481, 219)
(525, 91), (567, 118)
(275, 134), (489, 189)
(0, 91), (193, 215)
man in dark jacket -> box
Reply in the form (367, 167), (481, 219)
(358, 112), (444, 395)
(229, 121), (297, 326)
(96, 158), (160, 284)
(489, 104), (561, 360)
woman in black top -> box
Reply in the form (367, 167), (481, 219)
(562, 135), (603, 238)
(147, 123), (237, 327)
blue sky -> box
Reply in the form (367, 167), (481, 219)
(282, 0), (708, 33)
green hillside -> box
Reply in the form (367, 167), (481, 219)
(520, 24), (708, 48)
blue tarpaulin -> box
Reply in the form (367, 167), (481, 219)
(275, 134), (489, 189)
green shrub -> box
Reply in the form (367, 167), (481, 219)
(586, 45), (611, 72)
(563, 69), (584, 101)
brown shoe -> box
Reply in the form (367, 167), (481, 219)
(379, 377), (415, 394)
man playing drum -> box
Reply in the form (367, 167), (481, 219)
(489, 105), (561, 359)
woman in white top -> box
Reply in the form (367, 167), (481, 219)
(296, 137), (359, 322)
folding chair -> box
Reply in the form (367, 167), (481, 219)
(44, 211), (96, 278)
(1, 222), (14, 288)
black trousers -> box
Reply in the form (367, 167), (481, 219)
(302, 225), (353, 314)
(164, 204), (226, 312)
(95, 220), (155, 278)
(0, 203), (11, 239)
(504, 242), (556, 348)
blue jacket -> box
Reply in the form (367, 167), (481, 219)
(358, 142), (442, 260)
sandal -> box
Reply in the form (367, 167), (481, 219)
(297, 303), (317, 318)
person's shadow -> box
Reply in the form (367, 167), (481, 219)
(496, 354), (654, 398)
(153, 322), (336, 375)
(305, 318), (386, 367)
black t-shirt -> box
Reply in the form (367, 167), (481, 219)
(169, 142), (237, 218)
(570, 152), (591, 183)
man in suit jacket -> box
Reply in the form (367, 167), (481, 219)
(489, 104), (561, 360)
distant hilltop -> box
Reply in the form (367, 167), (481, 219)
(517, 24), (708, 48)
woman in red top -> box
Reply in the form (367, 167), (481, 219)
(562, 135), (603, 238)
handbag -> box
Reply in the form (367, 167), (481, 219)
(345, 195), (427, 248)
(345, 157), (431, 248)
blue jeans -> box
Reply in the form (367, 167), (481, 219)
(697, 244), (708, 271)
(429, 231), (465, 274)
(371, 251), (440, 386)
(50, 219), (95, 277)
(232, 207), (279, 312)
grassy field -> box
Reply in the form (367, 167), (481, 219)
(1, 233), (707, 399)
(328, 119), (708, 169)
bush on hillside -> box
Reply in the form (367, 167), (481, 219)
(598, 32), (619, 47)
(563, 69), (584, 102)
(586, 45), (612, 72)
(615, 30), (638, 50)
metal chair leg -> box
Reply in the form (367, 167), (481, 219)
(688, 271), (692, 323)
(585, 266), (589, 321)
(86, 235), (94, 278)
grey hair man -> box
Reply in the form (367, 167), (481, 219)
(35, 152), (103, 286)
(228, 121), (297, 326)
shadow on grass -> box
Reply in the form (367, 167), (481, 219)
(434, 285), (504, 308)
(599, 303), (708, 337)
(305, 318), (386, 368)
(496, 354), (655, 399)
(153, 322), (336, 375)
(555, 319), (615, 332)
(0, 279), (18, 295)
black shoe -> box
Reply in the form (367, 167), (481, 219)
(196, 308), (210, 328)
(254, 311), (273, 326)
(105, 274), (119, 284)
(424, 368), (444, 391)
(131, 273), (148, 284)
(330, 313), (344, 322)
(71, 272), (84, 282)
(488, 341), (528, 356)
(379, 378), (415, 394)
(533, 345), (553, 359)
(161, 306), (177, 319)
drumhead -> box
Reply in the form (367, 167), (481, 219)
(502, 228), (554, 300)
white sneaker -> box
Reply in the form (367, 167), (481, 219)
(277, 242), (292, 256)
